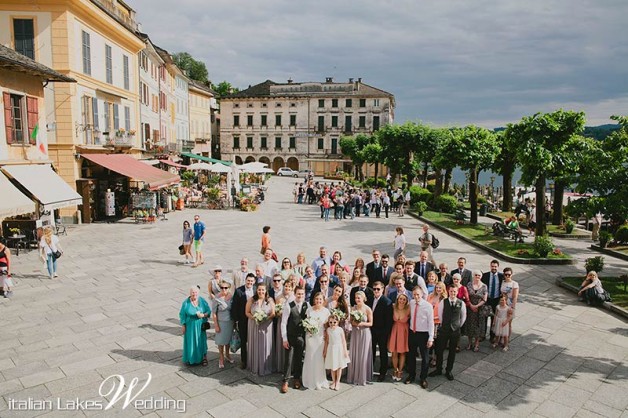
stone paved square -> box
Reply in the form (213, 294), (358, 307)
(1, 177), (626, 417)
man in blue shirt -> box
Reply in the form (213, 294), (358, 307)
(192, 215), (206, 267)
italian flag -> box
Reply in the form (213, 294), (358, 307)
(32, 124), (47, 155)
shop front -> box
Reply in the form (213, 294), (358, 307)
(79, 154), (180, 223)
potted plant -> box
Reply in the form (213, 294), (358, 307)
(584, 256), (604, 273)
(565, 218), (575, 234)
(598, 230), (612, 248)
(9, 227), (20, 237)
(413, 201), (428, 216)
(533, 234), (554, 257)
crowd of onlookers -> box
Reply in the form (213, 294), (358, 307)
(292, 180), (411, 220)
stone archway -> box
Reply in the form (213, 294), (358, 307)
(272, 157), (285, 173)
(259, 156), (271, 167)
(235, 156), (243, 165)
(245, 156), (255, 163)
(287, 157), (299, 171)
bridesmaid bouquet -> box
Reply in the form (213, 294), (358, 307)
(252, 310), (268, 324)
(350, 310), (366, 323)
(331, 308), (346, 321)
(301, 317), (319, 335)
(275, 302), (284, 315)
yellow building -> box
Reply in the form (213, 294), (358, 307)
(189, 80), (215, 156)
(1, 43), (81, 233)
(0, 0), (145, 222)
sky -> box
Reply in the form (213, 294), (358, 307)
(130, 0), (628, 128)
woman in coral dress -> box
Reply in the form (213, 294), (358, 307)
(388, 292), (410, 381)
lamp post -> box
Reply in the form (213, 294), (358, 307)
(230, 179), (236, 209)
(490, 176), (495, 210)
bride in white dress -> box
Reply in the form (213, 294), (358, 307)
(302, 292), (331, 389)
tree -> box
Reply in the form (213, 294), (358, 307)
(446, 126), (499, 224)
(172, 52), (209, 84)
(495, 127), (520, 212)
(514, 110), (586, 236)
(214, 81), (240, 98)
(362, 140), (383, 180)
(378, 122), (421, 186)
(577, 115), (628, 227)
(340, 134), (370, 181)
(428, 128), (452, 197)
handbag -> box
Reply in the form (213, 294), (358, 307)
(201, 321), (210, 331)
(480, 304), (493, 318)
(52, 250), (62, 260)
(229, 326), (241, 353)
(178, 244), (185, 255)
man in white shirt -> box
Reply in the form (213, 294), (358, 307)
(406, 286), (434, 388)
(311, 246), (331, 277)
(260, 249), (279, 279)
(429, 286), (467, 381)
(280, 286), (308, 393)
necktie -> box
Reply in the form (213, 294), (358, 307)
(492, 274), (498, 298)
(412, 301), (418, 332)
(421, 264), (425, 278)
(373, 297), (379, 311)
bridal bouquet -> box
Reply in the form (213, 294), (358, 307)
(275, 302), (284, 315)
(350, 310), (366, 323)
(301, 317), (319, 335)
(331, 308), (346, 321)
(252, 310), (268, 324)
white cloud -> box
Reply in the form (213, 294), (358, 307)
(131, 0), (628, 127)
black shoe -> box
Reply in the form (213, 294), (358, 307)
(404, 376), (414, 384)
(420, 380), (428, 389)
(446, 372), (454, 381)
(377, 374), (386, 382)
(428, 370), (442, 377)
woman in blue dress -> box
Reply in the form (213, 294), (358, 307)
(180, 287), (211, 366)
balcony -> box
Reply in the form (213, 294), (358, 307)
(103, 131), (135, 149)
(90, 0), (138, 32)
(180, 139), (195, 152)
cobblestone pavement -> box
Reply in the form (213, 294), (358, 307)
(1, 176), (626, 417)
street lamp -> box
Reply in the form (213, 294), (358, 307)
(490, 176), (495, 209)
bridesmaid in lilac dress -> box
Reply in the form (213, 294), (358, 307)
(246, 284), (275, 376)
(347, 291), (373, 385)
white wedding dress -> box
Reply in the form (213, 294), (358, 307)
(302, 306), (330, 389)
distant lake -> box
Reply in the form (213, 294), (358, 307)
(450, 168), (522, 187)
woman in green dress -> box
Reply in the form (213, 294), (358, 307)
(180, 287), (211, 366)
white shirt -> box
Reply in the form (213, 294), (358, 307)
(261, 259), (279, 278)
(409, 298), (434, 342)
(372, 296), (380, 312)
(245, 287), (254, 299)
(394, 234), (406, 251)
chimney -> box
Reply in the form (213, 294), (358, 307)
(357, 77), (362, 83)
(349, 78), (354, 83)
(325, 77), (333, 83)
(287, 78), (293, 84)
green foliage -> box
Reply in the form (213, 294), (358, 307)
(172, 52), (209, 83)
(363, 177), (387, 188)
(477, 196), (488, 205)
(206, 176), (220, 188)
(409, 186), (431, 204)
(533, 234), (555, 257)
(181, 171), (195, 187)
(206, 187), (221, 201)
(615, 225), (628, 244)
(584, 256), (605, 273)
(599, 230), (612, 248)
(214, 81), (240, 97)
(413, 201), (428, 214)
(565, 219), (575, 234)
(432, 194), (458, 213)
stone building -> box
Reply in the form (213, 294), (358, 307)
(220, 77), (394, 174)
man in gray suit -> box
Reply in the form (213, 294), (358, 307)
(281, 286), (308, 393)
(449, 257), (473, 287)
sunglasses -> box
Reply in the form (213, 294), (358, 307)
(273, 279), (282, 282)
(320, 281), (328, 284)
(504, 273), (512, 276)
(373, 288), (382, 291)
(220, 286), (230, 290)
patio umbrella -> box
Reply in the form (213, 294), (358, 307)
(210, 163), (231, 173)
(241, 161), (268, 169)
(187, 162), (213, 171)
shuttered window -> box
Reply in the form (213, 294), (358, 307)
(82, 31), (91, 75)
(3, 93), (37, 144)
(105, 44), (113, 84)
(123, 55), (130, 90)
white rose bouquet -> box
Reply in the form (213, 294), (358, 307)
(301, 317), (319, 335)
(252, 310), (268, 324)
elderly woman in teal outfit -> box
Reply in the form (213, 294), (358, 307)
(180, 287), (211, 366)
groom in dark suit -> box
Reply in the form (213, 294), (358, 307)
(280, 286), (308, 393)
(371, 281), (393, 381)
(231, 273), (255, 369)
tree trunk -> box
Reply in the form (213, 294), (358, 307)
(502, 169), (513, 212)
(354, 164), (359, 180)
(535, 177), (546, 236)
(434, 170), (443, 197)
(405, 154), (414, 187)
(374, 162), (379, 181)
(552, 179), (566, 225)
(443, 168), (452, 194)
(422, 162), (429, 188)
(469, 168), (478, 224)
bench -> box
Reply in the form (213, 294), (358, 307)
(492, 222), (525, 244)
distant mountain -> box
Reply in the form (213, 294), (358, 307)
(492, 124), (620, 140)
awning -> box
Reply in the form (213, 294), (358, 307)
(82, 154), (180, 190)
(1, 164), (83, 211)
(0, 171), (36, 218)
(159, 159), (187, 169)
(181, 152), (233, 166)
